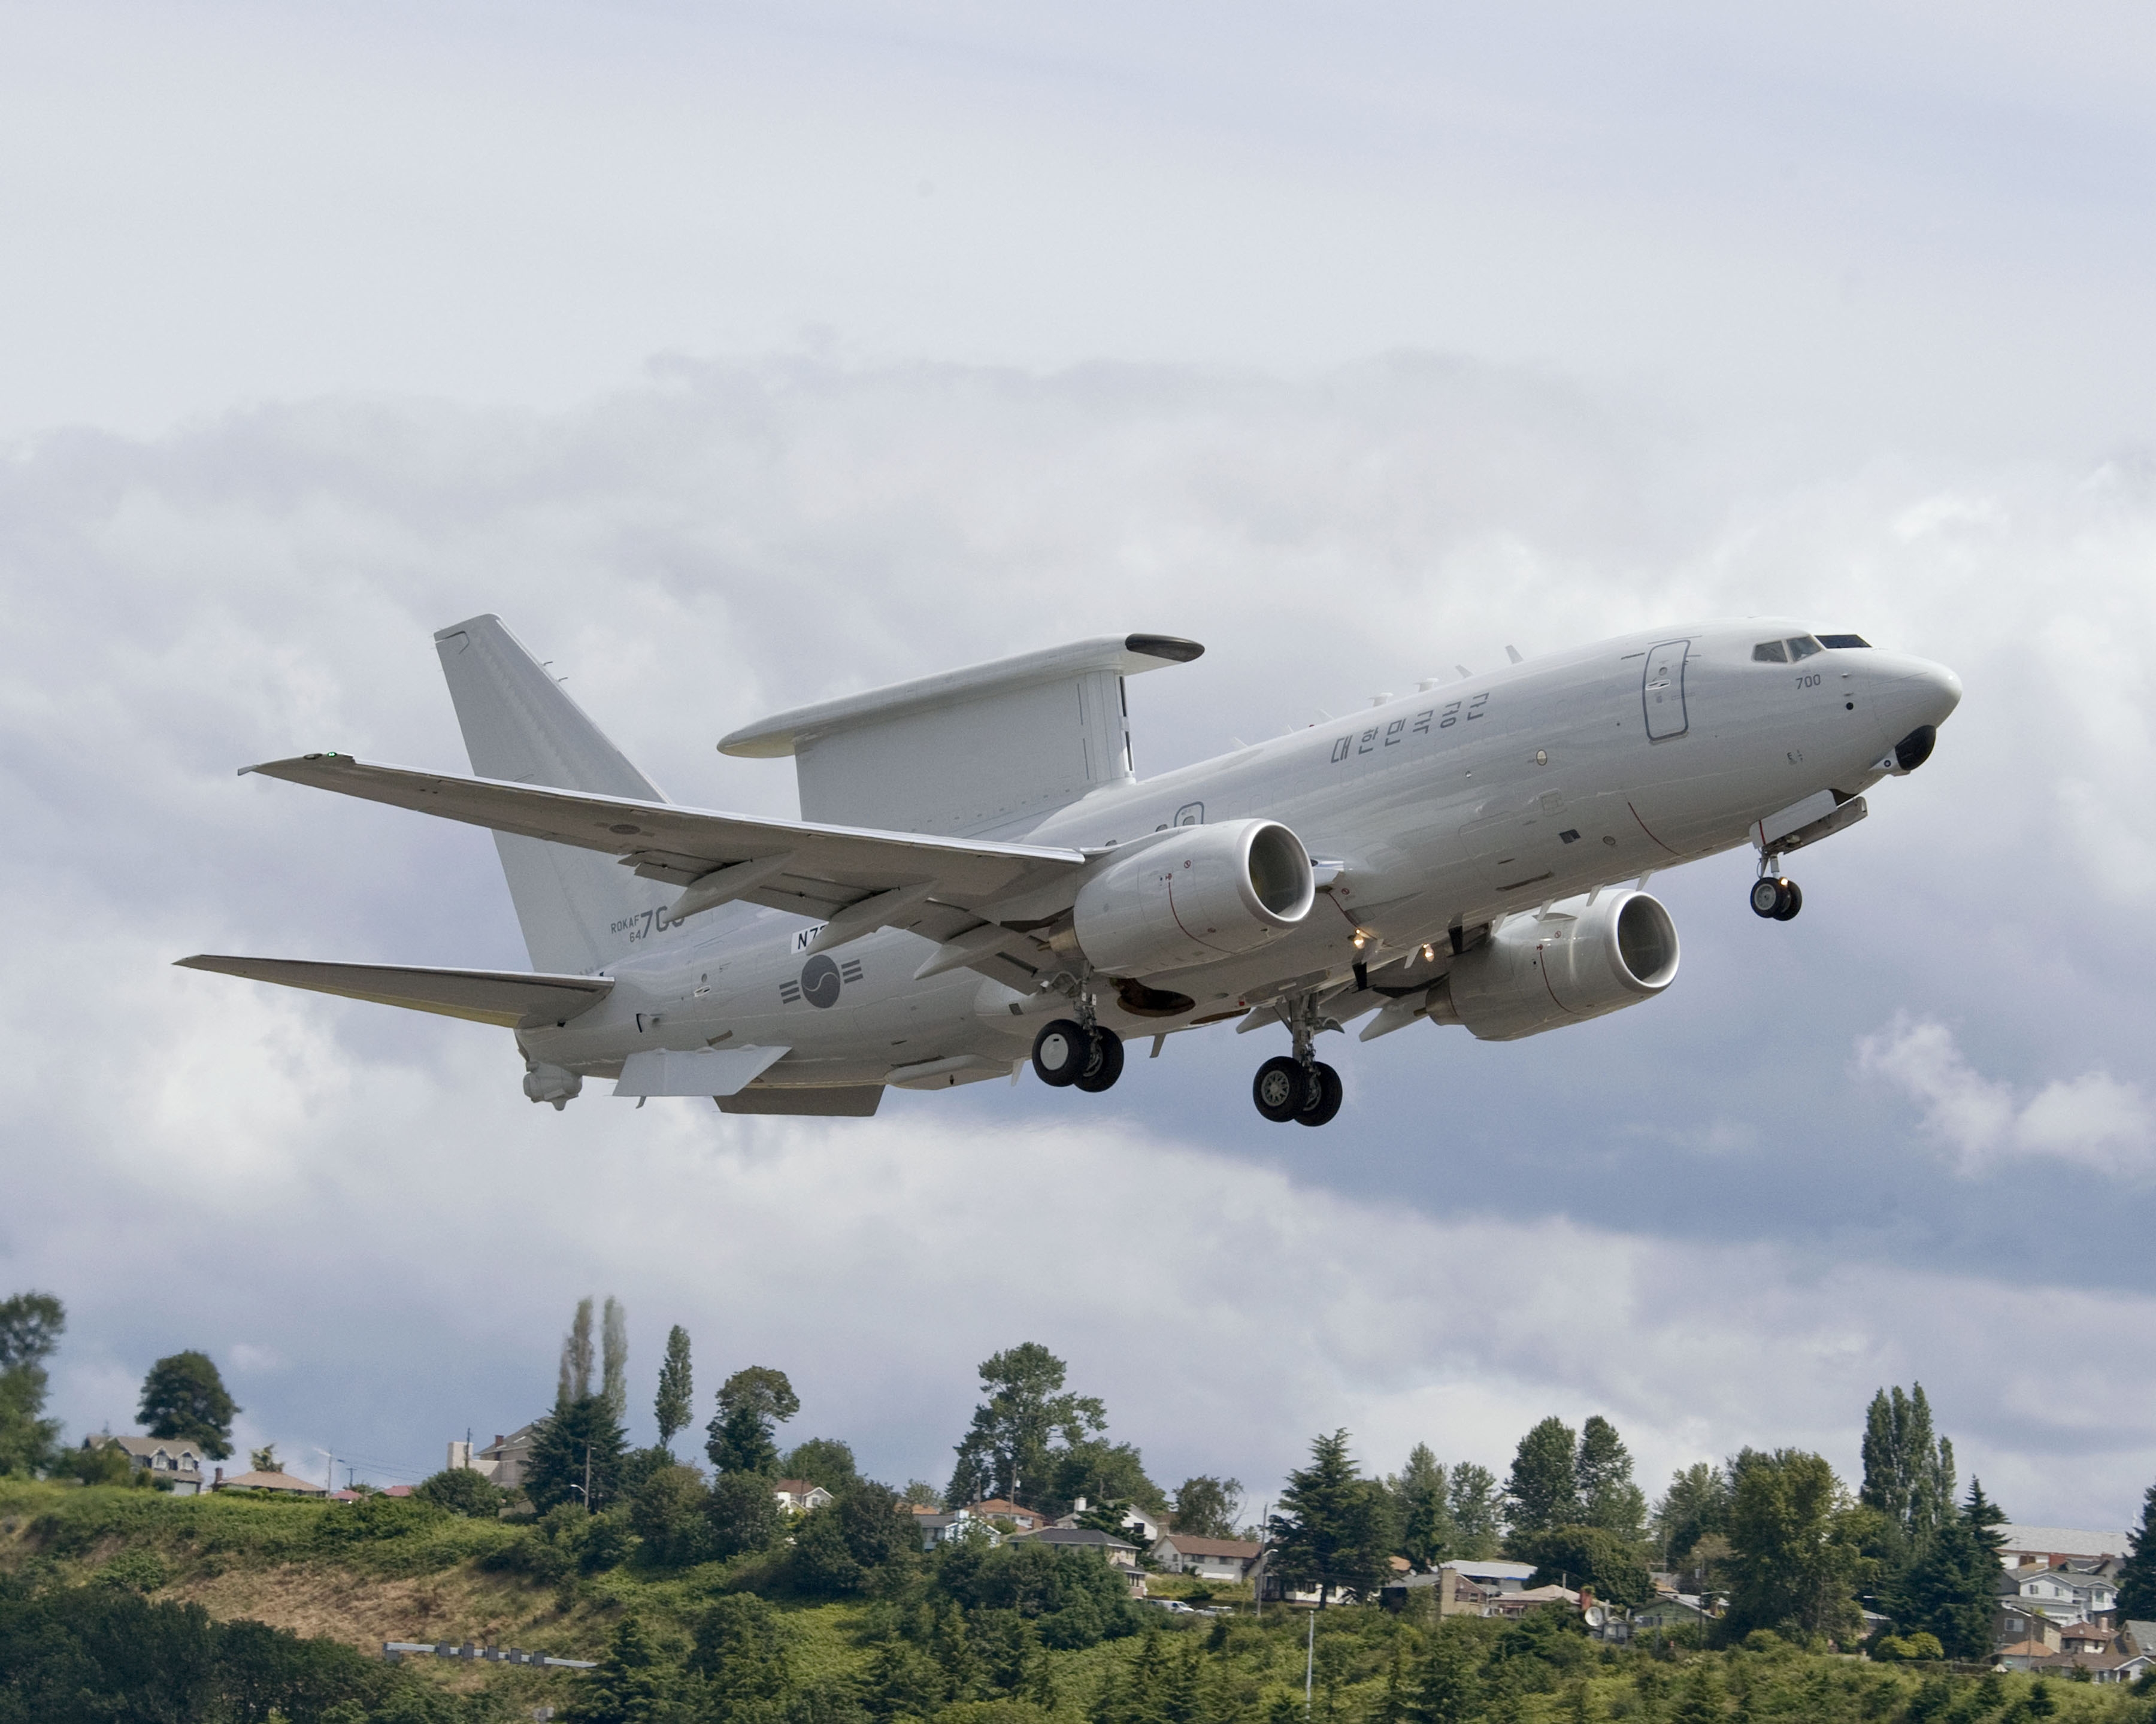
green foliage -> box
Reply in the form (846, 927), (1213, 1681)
(527, 1394), (630, 1514)
(1654, 1462), (1731, 1570)
(779, 1480), (915, 1600)
(1268, 1429), (1398, 1605)
(1893, 1501), (1997, 1660)
(687, 1591), (795, 1714)
(413, 1467), (510, 1518)
(600, 1298), (629, 1425)
(93, 1546), (170, 1592)
(136, 1349), (240, 1461)
(2119, 1479), (2156, 1625)
(628, 1463), (714, 1568)
(1510, 1523), (1654, 1610)
(1722, 1448), (1873, 1646)
(707, 1367), (800, 1477)
(654, 1325), (694, 1452)
(62, 1444), (135, 1488)
(1446, 1464), (1502, 1560)
(564, 1613), (682, 1724)
(0, 1293), (64, 1478)
(1391, 1446), (1454, 1572)
(1044, 1438), (1164, 1519)
(707, 1468), (785, 1559)
(1575, 1417), (1648, 1543)
(786, 1438), (863, 1494)
(1409, 1623), (1483, 1723)
(1505, 1417), (1580, 1536)
(1170, 1474), (1243, 1540)
(929, 1531), (1140, 1650)
(1874, 1630), (1945, 1660)
(561, 1296), (596, 1405)
(946, 1343), (1107, 1510)
(1860, 1384), (1956, 1554)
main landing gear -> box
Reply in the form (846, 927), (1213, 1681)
(1251, 993), (1343, 1128)
(1750, 850), (1803, 922)
(1031, 1019), (1125, 1092)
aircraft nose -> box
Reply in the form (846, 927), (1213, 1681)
(1869, 654), (1961, 773)
(1906, 658), (1963, 728)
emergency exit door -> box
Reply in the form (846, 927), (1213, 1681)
(1642, 640), (1690, 740)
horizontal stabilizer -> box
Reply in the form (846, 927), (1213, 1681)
(615, 1046), (790, 1097)
(175, 956), (614, 1029)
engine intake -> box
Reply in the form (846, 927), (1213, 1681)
(1432, 890), (1679, 1042)
(1073, 819), (1315, 977)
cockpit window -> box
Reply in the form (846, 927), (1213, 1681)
(1751, 640), (1789, 663)
(1818, 633), (1870, 649)
(1786, 635), (1823, 660)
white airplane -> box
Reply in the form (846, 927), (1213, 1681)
(182, 616), (1960, 1126)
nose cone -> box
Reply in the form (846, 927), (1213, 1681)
(1867, 653), (1961, 772)
(1903, 657), (1963, 729)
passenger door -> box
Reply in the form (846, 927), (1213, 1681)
(1642, 640), (1690, 740)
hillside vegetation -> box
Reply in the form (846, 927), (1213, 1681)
(5, 1480), (2155, 1724)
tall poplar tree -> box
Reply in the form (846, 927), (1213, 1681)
(599, 1298), (629, 1422)
(654, 1325), (694, 1452)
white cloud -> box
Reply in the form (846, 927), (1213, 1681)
(1858, 1014), (2154, 1179)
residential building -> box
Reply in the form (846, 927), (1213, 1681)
(1994, 1605), (2063, 1653)
(83, 1435), (208, 1495)
(1997, 1525), (2130, 1571)
(459, 1426), (539, 1491)
(214, 1467), (330, 1497)
(1007, 1526), (1141, 1569)
(2060, 1624), (2118, 1659)
(773, 1480), (835, 1514)
(1150, 1534), (1264, 1584)
(1491, 1584), (1580, 1619)
(1998, 1564), (2118, 1625)
(967, 1498), (1050, 1531)
(2122, 1622), (2156, 1657)
(917, 1508), (997, 1550)
(1992, 1641), (2058, 1673)
(1378, 1559), (1539, 1618)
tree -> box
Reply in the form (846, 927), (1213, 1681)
(1171, 1474), (1243, 1539)
(785, 1437), (862, 1493)
(560, 1297), (595, 1405)
(416, 1467), (510, 1517)
(1860, 1384), (1955, 1552)
(1448, 1463), (1503, 1559)
(629, 1463), (715, 1567)
(600, 1297), (629, 1423)
(0, 1291), (65, 1477)
(564, 1614), (680, 1724)
(526, 1395), (629, 1514)
(1504, 1417), (1580, 1537)
(1575, 1416), (1648, 1542)
(653, 1325), (693, 1452)
(1724, 1448), (1873, 1644)
(706, 1467), (783, 1558)
(2118, 1480), (2156, 1625)
(1043, 1436), (1164, 1519)
(946, 1343), (1106, 1508)
(137, 1350), (239, 1460)
(1268, 1429), (1398, 1605)
(705, 1366), (799, 1475)
(1653, 1462), (1731, 1569)
(1963, 1477), (2008, 1564)
(1392, 1445), (1455, 1571)
(1408, 1626), (1482, 1724)
(1892, 1504), (1996, 1659)
(1511, 1525), (1654, 1610)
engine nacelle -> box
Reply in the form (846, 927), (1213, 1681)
(1072, 819), (1316, 977)
(1431, 890), (1679, 1042)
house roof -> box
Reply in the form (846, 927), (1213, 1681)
(1011, 1527), (1137, 1552)
(966, 1499), (1044, 1520)
(773, 1479), (829, 1496)
(1446, 1559), (1537, 1581)
(1997, 1640), (2055, 1658)
(90, 1435), (204, 1464)
(1157, 1535), (1262, 1559)
(1998, 1525), (2130, 1559)
(2124, 1623), (2156, 1655)
(220, 1470), (328, 1493)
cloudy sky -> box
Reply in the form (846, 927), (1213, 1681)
(4, 0), (2154, 1529)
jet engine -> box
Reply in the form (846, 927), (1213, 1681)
(1071, 819), (1316, 977)
(1431, 889), (1679, 1042)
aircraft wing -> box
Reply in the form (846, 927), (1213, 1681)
(240, 755), (1092, 935)
(175, 956), (616, 1028)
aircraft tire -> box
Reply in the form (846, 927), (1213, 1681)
(1253, 1056), (1306, 1123)
(1032, 1019), (1091, 1087)
(1749, 876), (1789, 919)
(1295, 1062), (1343, 1127)
(1773, 880), (1803, 921)
(1073, 1027), (1124, 1092)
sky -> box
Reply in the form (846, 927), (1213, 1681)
(2, 0), (2154, 1531)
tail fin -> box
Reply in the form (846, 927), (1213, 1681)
(434, 616), (673, 974)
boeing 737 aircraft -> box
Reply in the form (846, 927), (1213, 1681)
(182, 617), (1960, 1126)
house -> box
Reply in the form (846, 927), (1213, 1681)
(2060, 1623), (2118, 1659)
(1994, 1605), (2063, 1653)
(214, 1467), (330, 1497)
(83, 1435), (208, 1495)
(966, 1498), (1051, 1531)
(1007, 1526), (1141, 1569)
(1377, 1559), (1537, 1617)
(1997, 1525), (2130, 1571)
(1998, 1564), (2118, 1625)
(917, 1508), (999, 1550)
(1052, 1496), (1163, 1543)
(773, 1480), (835, 1514)
(1150, 1534), (1264, 1584)
(2122, 1622), (2156, 1657)
(456, 1425), (540, 1491)
(1993, 1640), (2059, 1673)
(2022, 1651), (2136, 1684)
(1491, 1584), (1580, 1619)
(1633, 1597), (1713, 1632)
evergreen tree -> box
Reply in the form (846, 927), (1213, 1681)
(1407, 1628), (1481, 1724)
(526, 1395), (629, 1513)
(2118, 1480), (2156, 1625)
(1394, 1443), (1455, 1571)
(1576, 1416), (1648, 1542)
(704, 1366), (799, 1475)
(946, 1342), (1107, 1508)
(705, 1468), (784, 1558)
(137, 1350), (239, 1460)
(600, 1296), (629, 1423)
(1504, 1416), (1580, 1537)
(1654, 1462), (1731, 1570)
(0, 1291), (64, 1477)
(1962, 1477), (2008, 1564)
(1894, 1506), (1995, 1660)
(1268, 1429), (1398, 1605)
(1448, 1463), (1503, 1559)
(564, 1614), (679, 1724)
(653, 1325), (693, 1453)
(1669, 1661), (1722, 1724)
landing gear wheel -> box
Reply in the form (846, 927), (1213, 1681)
(1032, 1019), (1089, 1087)
(1253, 1056), (1306, 1123)
(1073, 1026), (1125, 1092)
(1749, 876), (1799, 920)
(1294, 1062), (1343, 1128)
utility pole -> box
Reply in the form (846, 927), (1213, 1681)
(1304, 1603), (1315, 1716)
(583, 1443), (592, 1511)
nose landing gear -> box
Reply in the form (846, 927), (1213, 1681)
(1250, 994), (1345, 1126)
(1749, 853), (1803, 921)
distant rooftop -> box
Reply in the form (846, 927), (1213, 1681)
(1999, 1525), (2131, 1559)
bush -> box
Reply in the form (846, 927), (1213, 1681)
(60, 1447), (135, 1489)
(629, 1464), (714, 1568)
(92, 1548), (169, 1592)
(706, 1471), (783, 1560)
(412, 1468), (509, 1517)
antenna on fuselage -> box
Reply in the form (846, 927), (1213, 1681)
(1505, 645), (1522, 663)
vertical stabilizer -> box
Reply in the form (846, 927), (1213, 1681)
(434, 616), (673, 974)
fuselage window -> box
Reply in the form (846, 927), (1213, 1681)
(1818, 633), (1871, 649)
(1752, 640), (1789, 662)
(1786, 635), (1824, 660)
